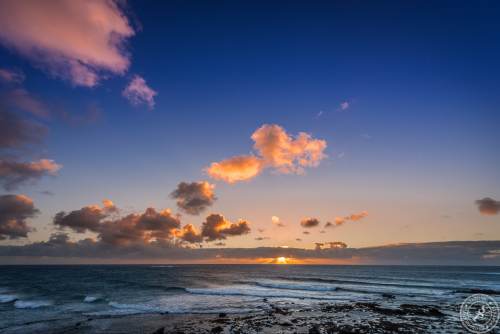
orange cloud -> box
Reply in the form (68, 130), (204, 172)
(206, 155), (263, 183)
(0, 0), (134, 86)
(206, 124), (326, 183)
(252, 124), (327, 174)
(326, 211), (369, 228)
(476, 198), (500, 216)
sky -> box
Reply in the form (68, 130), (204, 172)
(0, 0), (499, 264)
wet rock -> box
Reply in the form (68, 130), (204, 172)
(211, 325), (224, 333)
(151, 327), (164, 334)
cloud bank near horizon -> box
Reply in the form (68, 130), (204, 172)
(0, 240), (498, 265)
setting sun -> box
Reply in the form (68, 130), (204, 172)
(276, 257), (288, 264)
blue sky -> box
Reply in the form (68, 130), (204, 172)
(0, 0), (499, 254)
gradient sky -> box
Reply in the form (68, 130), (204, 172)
(0, 0), (499, 257)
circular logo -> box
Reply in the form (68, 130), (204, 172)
(460, 294), (499, 333)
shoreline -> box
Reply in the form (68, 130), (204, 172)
(2, 300), (465, 334)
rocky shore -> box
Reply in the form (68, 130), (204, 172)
(1, 300), (469, 334)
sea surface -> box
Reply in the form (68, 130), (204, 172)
(0, 265), (499, 331)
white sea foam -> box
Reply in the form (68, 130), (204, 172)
(14, 300), (53, 309)
(253, 279), (337, 292)
(0, 294), (18, 303)
(83, 296), (100, 303)
(187, 284), (340, 300)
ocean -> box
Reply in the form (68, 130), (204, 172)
(0, 265), (499, 332)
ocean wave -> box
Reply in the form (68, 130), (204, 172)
(14, 300), (53, 309)
(275, 276), (455, 291)
(187, 285), (340, 300)
(252, 280), (337, 292)
(0, 294), (18, 303)
(104, 300), (259, 315)
(83, 296), (100, 303)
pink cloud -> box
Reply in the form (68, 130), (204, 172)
(122, 75), (158, 109)
(0, 0), (134, 87)
(0, 68), (25, 84)
(340, 101), (350, 110)
(4, 89), (50, 118)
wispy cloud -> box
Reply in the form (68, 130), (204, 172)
(325, 211), (368, 228)
(122, 75), (157, 109)
(0, 68), (25, 84)
(0, 0), (134, 86)
(0, 159), (62, 191)
(0, 109), (47, 149)
(4, 88), (50, 118)
(339, 101), (350, 111)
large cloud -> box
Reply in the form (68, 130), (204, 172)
(54, 201), (181, 246)
(0, 159), (62, 191)
(476, 197), (500, 216)
(251, 124), (327, 174)
(206, 124), (326, 183)
(0, 0), (134, 87)
(0, 194), (38, 239)
(54, 204), (107, 233)
(0, 109), (47, 149)
(201, 214), (251, 241)
(170, 181), (216, 215)
(122, 75), (157, 109)
(52, 201), (249, 246)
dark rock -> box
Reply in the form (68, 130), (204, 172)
(211, 325), (224, 333)
(218, 312), (227, 318)
(151, 327), (164, 334)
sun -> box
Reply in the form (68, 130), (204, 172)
(276, 256), (288, 264)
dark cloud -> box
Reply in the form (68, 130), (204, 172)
(476, 197), (500, 216)
(315, 242), (324, 250)
(303, 231), (310, 235)
(0, 109), (47, 149)
(300, 217), (320, 228)
(328, 241), (347, 249)
(295, 238), (302, 242)
(255, 236), (270, 241)
(1, 240), (499, 266)
(170, 181), (216, 215)
(54, 205), (106, 233)
(0, 194), (38, 239)
(135, 208), (181, 240)
(201, 214), (251, 241)
(176, 224), (203, 244)
(52, 201), (248, 246)
(0, 158), (61, 191)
